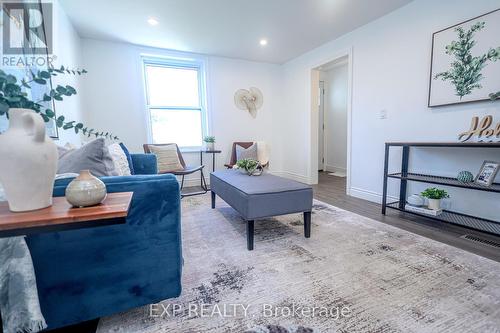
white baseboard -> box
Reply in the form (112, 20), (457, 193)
(349, 187), (398, 204)
(324, 165), (346, 174)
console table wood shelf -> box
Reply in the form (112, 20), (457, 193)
(0, 192), (133, 238)
(382, 142), (500, 236)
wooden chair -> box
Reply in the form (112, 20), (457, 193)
(143, 143), (208, 198)
(224, 142), (254, 168)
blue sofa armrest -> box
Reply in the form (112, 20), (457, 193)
(131, 153), (157, 175)
(26, 174), (181, 329)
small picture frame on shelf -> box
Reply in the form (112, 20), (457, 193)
(474, 160), (499, 186)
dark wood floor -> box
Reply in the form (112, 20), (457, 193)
(313, 171), (500, 262)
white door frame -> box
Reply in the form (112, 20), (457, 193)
(309, 47), (353, 195)
(318, 80), (326, 171)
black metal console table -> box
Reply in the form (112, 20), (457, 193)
(382, 142), (500, 235)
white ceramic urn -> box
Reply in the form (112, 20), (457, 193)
(0, 108), (58, 212)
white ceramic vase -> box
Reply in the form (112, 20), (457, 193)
(427, 198), (441, 211)
(65, 170), (107, 207)
(0, 108), (58, 212)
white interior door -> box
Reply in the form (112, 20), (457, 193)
(318, 81), (325, 171)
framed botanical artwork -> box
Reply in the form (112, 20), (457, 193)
(475, 160), (499, 187)
(428, 9), (500, 107)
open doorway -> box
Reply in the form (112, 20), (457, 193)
(314, 54), (350, 192)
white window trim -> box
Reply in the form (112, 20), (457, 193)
(141, 55), (209, 149)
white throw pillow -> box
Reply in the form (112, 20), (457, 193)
(236, 143), (258, 161)
(108, 143), (132, 176)
(148, 144), (183, 173)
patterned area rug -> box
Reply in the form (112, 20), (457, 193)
(97, 195), (500, 333)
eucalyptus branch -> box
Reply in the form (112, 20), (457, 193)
(0, 67), (117, 140)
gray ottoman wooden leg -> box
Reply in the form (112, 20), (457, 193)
(247, 220), (254, 251)
(211, 191), (216, 209)
(304, 211), (311, 238)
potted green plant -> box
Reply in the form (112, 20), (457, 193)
(0, 66), (115, 212)
(420, 188), (449, 211)
(235, 159), (263, 176)
(203, 135), (216, 151)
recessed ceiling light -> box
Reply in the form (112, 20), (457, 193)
(259, 39), (268, 46)
(147, 17), (159, 26)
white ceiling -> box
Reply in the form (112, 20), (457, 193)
(60, 0), (413, 64)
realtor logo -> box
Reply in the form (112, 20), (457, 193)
(2, 1), (53, 55)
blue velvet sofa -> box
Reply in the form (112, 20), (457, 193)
(26, 154), (182, 330)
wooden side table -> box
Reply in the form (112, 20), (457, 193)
(0, 192), (133, 333)
(0, 192), (133, 238)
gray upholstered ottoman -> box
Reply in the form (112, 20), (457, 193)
(210, 170), (313, 250)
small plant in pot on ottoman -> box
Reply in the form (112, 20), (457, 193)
(421, 188), (449, 210)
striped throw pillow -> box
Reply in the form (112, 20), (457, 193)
(148, 144), (183, 173)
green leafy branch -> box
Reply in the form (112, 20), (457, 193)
(0, 66), (118, 140)
(434, 21), (500, 98)
(490, 91), (500, 100)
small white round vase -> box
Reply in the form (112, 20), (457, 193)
(0, 108), (58, 212)
(66, 170), (107, 207)
(407, 194), (424, 207)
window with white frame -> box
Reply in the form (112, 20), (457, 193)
(143, 57), (207, 148)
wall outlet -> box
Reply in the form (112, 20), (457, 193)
(379, 109), (387, 119)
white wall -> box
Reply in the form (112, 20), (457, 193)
(80, 39), (282, 185)
(321, 63), (348, 174)
(277, 0), (500, 220)
(68, 0), (500, 220)
(51, 0), (83, 146)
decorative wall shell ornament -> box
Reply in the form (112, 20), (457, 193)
(234, 87), (263, 118)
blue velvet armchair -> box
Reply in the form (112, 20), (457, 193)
(25, 154), (182, 330)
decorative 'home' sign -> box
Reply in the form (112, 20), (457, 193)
(458, 115), (500, 142)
